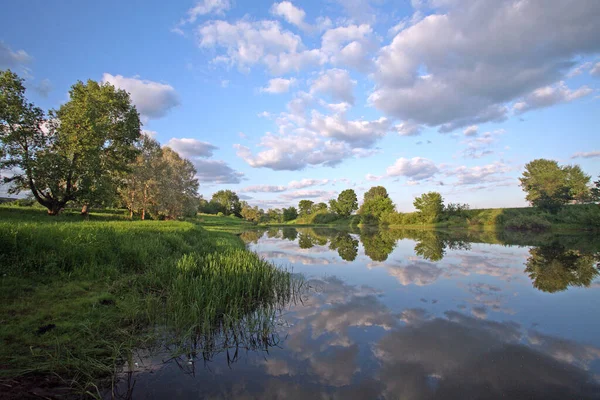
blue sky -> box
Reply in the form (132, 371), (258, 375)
(1, 0), (599, 211)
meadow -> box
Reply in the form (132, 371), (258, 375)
(0, 206), (297, 398)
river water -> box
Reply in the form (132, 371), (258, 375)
(109, 227), (600, 399)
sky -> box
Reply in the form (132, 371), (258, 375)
(1, 0), (599, 211)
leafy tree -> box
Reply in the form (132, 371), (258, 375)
(312, 202), (328, 213)
(363, 186), (389, 202)
(525, 243), (599, 293)
(119, 133), (162, 219)
(591, 176), (600, 202)
(564, 165), (592, 203)
(241, 202), (263, 223)
(443, 202), (470, 218)
(298, 199), (314, 216)
(359, 186), (395, 223)
(413, 192), (444, 223)
(329, 189), (358, 217)
(1, 70), (140, 215)
(519, 159), (591, 213)
(211, 190), (241, 216)
(282, 206), (298, 221)
(329, 232), (358, 261)
(267, 208), (283, 223)
(151, 147), (199, 219)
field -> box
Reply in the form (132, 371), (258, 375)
(0, 206), (296, 398)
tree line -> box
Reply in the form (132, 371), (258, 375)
(0, 70), (199, 219)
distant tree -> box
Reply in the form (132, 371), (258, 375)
(363, 186), (389, 202)
(281, 227), (298, 240)
(564, 165), (592, 203)
(591, 176), (600, 202)
(211, 190), (241, 216)
(330, 189), (358, 217)
(519, 159), (591, 213)
(312, 202), (328, 213)
(359, 186), (395, 223)
(298, 199), (314, 216)
(360, 228), (395, 262)
(413, 192), (444, 223)
(282, 206), (298, 221)
(267, 208), (283, 223)
(0, 70), (140, 215)
(241, 202), (264, 223)
(444, 202), (470, 218)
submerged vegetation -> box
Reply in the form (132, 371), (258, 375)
(0, 206), (297, 397)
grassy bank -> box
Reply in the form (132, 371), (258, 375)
(0, 207), (295, 397)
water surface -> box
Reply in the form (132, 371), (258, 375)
(111, 228), (600, 399)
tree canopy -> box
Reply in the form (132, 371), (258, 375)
(1, 70), (141, 214)
(329, 189), (358, 217)
(413, 192), (444, 223)
(211, 190), (241, 216)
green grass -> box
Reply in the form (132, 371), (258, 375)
(0, 206), (296, 397)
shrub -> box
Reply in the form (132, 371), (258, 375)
(217, 212), (224, 217)
(503, 215), (551, 231)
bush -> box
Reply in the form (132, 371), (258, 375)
(217, 212), (224, 217)
(503, 215), (551, 231)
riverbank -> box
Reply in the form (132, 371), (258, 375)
(255, 204), (599, 232)
(0, 207), (293, 398)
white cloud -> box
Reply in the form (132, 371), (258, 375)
(240, 178), (330, 193)
(186, 0), (231, 23)
(0, 41), (32, 69)
(280, 189), (336, 200)
(394, 121), (423, 136)
(386, 157), (439, 181)
(270, 1), (308, 30)
(167, 137), (243, 184)
(446, 162), (511, 186)
(460, 129), (504, 159)
(261, 77), (297, 94)
(101, 74), (180, 120)
(463, 125), (478, 137)
(197, 20), (326, 74)
(310, 112), (391, 147)
(142, 130), (158, 138)
(591, 62), (600, 77)
(310, 68), (356, 104)
(321, 24), (376, 71)
(567, 62), (592, 78)
(369, 0), (600, 132)
(166, 138), (218, 158)
(513, 82), (593, 114)
(571, 151), (600, 159)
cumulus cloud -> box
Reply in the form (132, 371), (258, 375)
(197, 20), (326, 74)
(446, 161), (511, 186)
(261, 77), (297, 94)
(310, 69), (356, 104)
(166, 137), (243, 184)
(369, 0), (600, 132)
(571, 151), (600, 159)
(395, 121), (423, 136)
(166, 138), (218, 158)
(386, 157), (439, 181)
(321, 24), (376, 71)
(185, 0), (231, 23)
(386, 262), (444, 286)
(463, 125), (478, 137)
(310, 112), (391, 147)
(101, 74), (180, 120)
(513, 82), (593, 114)
(240, 178), (330, 193)
(280, 189), (336, 200)
(0, 41), (32, 69)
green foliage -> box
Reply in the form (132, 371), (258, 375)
(330, 189), (358, 217)
(360, 228), (396, 261)
(328, 232), (359, 261)
(312, 202), (328, 213)
(1, 70), (141, 215)
(363, 186), (389, 202)
(282, 206), (298, 221)
(520, 159), (591, 213)
(413, 192), (444, 223)
(504, 215), (551, 232)
(525, 243), (599, 293)
(211, 190), (241, 216)
(298, 199), (314, 216)
(359, 186), (395, 224)
(240, 201), (263, 223)
(591, 176), (600, 202)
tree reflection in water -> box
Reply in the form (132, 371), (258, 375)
(525, 242), (600, 292)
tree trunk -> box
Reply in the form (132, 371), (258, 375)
(142, 208), (146, 221)
(81, 204), (89, 216)
(47, 202), (63, 216)
(129, 208), (134, 219)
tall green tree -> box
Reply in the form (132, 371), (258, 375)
(413, 192), (444, 223)
(519, 159), (591, 213)
(359, 186), (395, 223)
(312, 202), (328, 213)
(298, 199), (314, 216)
(591, 176), (600, 202)
(282, 206), (298, 221)
(1, 70), (141, 215)
(211, 190), (241, 216)
(329, 189), (358, 217)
